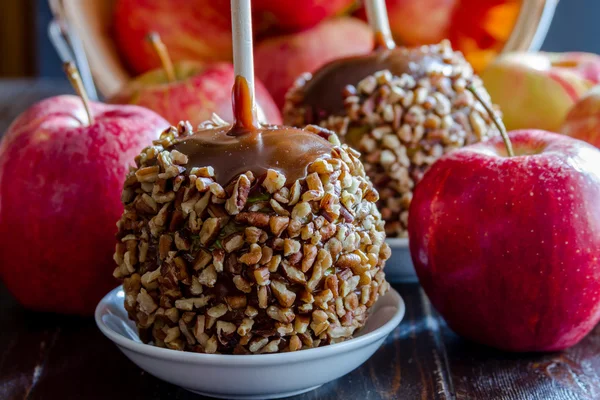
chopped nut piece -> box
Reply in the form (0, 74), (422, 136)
(271, 280), (296, 307)
(137, 288), (157, 314)
(267, 305), (295, 323)
(198, 264), (217, 287)
(269, 216), (289, 237)
(237, 318), (255, 336)
(289, 335), (302, 351)
(135, 166), (159, 182)
(239, 243), (262, 265)
(249, 337), (268, 353)
(199, 218), (220, 245)
(233, 275), (253, 293)
(207, 303), (228, 318)
(223, 232), (244, 253)
(263, 169), (286, 193)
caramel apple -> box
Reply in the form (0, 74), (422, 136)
(284, 0), (499, 237)
(113, 0), (390, 354)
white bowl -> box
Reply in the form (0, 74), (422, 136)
(95, 286), (405, 399)
(385, 238), (417, 282)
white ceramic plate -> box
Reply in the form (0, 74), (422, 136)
(95, 286), (405, 399)
(385, 238), (417, 282)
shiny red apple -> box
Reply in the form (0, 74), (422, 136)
(253, 0), (356, 33)
(409, 129), (600, 351)
(110, 33), (281, 126)
(255, 17), (374, 109)
(0, 65), (168, 315)
(113, 0), (232, 74)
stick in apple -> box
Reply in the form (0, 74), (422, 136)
(146, 32), (176, 83)
(63, 61), (95, 125)
(231, 0), (259, 131)
(468, 85), (515, 157)
(365, 0), (395, 50)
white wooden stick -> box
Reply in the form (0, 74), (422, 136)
(365, 0), (395, 49)
(231, 0), (256, 109)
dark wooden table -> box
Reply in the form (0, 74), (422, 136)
(2, 80), (600, 400)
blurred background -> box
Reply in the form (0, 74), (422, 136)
(0, 0), (597, 79)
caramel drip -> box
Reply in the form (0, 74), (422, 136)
(373, 31), (395, 51)
(171, 125), (334, 186)
(232, 75), (260, 133)
(298, 48), (448, 123)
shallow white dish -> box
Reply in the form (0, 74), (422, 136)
(385, 238), (417, 282)
(95, 286), (405, 399)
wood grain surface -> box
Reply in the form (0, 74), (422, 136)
(1, 80), (600, 400)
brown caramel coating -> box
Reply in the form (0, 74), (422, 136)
(171, 125), (333, 186)
(296, 47), (447, 123)
(169, 76), (332, 187)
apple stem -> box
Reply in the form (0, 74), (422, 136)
(230, 0), (259, 131)
(468, 85), (515, 157)
(365, 0), (395, 50)
(146, 32), (176, 83)
(63, 62), (95, 126)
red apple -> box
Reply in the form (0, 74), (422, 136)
(0, 67), (168, 315)
(409, 129), (600, 351)
(253, 0), (356, 34)
(355, 0), (521, 72)
(113, 0), (232, 74)
(255, 17), (374, 109)
(110, 61), (282, 126)
(356, 0), (457, 45)
(562, 85), (600, 148)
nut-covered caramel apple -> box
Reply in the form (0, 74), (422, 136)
(284, 0), (499, 237)
(113, 0), (390, 355)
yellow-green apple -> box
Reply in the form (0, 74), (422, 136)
(255, 17), (373, 109)
(409, 129), (600, 351)
(253, 0), (357, 34)
(482, 52), (600, 132)
(562, 85), (600, 148)
(113, 0), (232, 74)
(0, 64), (168, 315)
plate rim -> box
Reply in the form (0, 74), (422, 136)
(95, 286), (405, 366)
(386, 237), (409, 247)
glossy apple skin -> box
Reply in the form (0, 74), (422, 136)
(356, 0), (456, 45)
(113, 0), (232, 74)
(562, 85), (600, 148)
(255, 17), (373, 109)
(253, 0), (355, 33)
(482, 52), (600, 132)
(409, 130), (600, 351)
(0, 96), (168, 315)
(110, 62), (282, 126)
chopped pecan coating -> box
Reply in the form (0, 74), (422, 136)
(115, 121), (390, 354)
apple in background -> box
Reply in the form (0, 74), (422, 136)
(353, 0), (519, 72)
(562, 85), (600, 148)
(0, 64), (168, 315)
(409, 129), (600, 351)
(255, 17), (374, 109)
(113, 0), (232, 74)
(355, 0), (456, 46)
(482, 52), (600, 132)
(110, 61), (282, 127)
(253, 0), (357, 34)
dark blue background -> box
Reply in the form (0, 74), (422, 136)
(36, 0), (597, 78)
